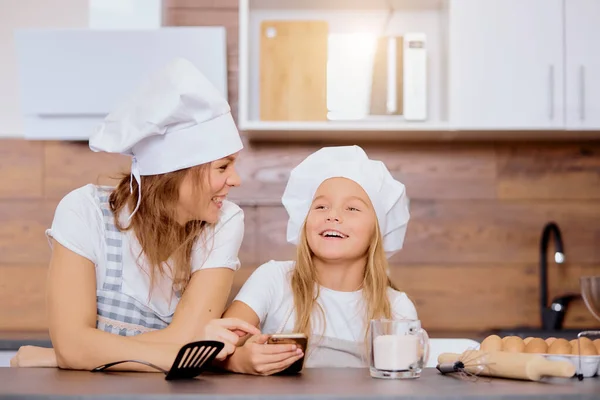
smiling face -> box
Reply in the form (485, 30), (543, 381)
(176, 152), (241, 224)
(305, 177), (377, 262)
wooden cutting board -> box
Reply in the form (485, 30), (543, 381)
(259, 20), (329, 121)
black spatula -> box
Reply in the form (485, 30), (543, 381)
(91, 340), (224, 380)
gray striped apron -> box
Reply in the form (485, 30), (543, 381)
(95, 187), (177, 336)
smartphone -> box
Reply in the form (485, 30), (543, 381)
(267, 333), (308, 374)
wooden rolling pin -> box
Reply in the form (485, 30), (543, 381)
(437, 350), (576, 381)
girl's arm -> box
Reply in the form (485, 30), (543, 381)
(223, 301), (261, 328)
(47, 241), (257, 371)
(219, 301), (302, 375)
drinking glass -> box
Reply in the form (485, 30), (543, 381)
(370, 319), (429, 379)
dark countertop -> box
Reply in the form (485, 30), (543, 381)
(0, 331), (51, 351)
(0, 367), (598, 400)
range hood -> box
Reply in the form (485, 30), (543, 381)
(14, 27), (228, 140)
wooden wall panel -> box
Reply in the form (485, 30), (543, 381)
(230, 146), (314, 204)
(44, 142), (130, 200)
(395, 200), (600, 264)
(0, 265), (47, 331)
(228, 266), (255, 306)
(3, 261), (595, 333)
(0, 198), (258, 273)
(238, 206), (258, 265)
(390, 263), (599, 331)
(497, 143), (600, 200)
(0, 140), (43, 199)
(0, 200), (56, 264)
(255, 202), (600, 265)
(227, 263), (599, 332)
(362, 144), (498, 200)
(231, 143), (498, 204)
(256, 206), (296, 263)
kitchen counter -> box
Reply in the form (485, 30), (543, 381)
(0, 367), (597, 400)
(0, 331), (51, 351)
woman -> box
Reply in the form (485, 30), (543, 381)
(10, 58), (259, 371)
(220, 146), (418, 375)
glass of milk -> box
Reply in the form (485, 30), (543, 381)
(369, 319), (429, 379)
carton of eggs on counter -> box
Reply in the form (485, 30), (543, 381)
(479, 335), (600, 378)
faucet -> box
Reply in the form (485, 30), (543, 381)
(540, 222), (578, 331)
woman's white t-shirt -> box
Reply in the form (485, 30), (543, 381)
(234, 260), (418, 342)
(46, 184), (244, 319)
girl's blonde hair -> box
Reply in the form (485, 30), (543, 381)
(109, 164), (211, 298)
(290, 217), (398, 343)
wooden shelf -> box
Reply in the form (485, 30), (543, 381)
(241, 124), (600, 143)
(240, 120), (451, 132)
(247, 0), (444, 11)
(238, 0), (451, 135)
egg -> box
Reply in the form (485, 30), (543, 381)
(548, 338), (572, 355)
(593, 339), (600, 354)
(545, 337), (557, 346)
(480, 335), (503, 352)
(523, 337), (535, 345)
(524, 338), (548, 354)
(570, 338), (598, 356)
(502, 336), (525, 353)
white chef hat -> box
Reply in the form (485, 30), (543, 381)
(89, 57), (243, 219)
(282, 145), (410, 259)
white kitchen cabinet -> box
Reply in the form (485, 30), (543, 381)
(565, 0), (600, 130)
(448, 0), (565, 130)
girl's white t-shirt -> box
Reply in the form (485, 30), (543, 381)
(234, 260), (418, 342)
(45, 184), (245, 317)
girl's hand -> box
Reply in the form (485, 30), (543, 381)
(234, 334), (304, 376)
(10, 346), (58, 368)
(202, 318), (261, 361)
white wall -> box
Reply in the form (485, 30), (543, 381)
(0, 0), (88, 137)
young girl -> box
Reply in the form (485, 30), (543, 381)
(10, 58), (259, 370)
(221, 145), (418, 376)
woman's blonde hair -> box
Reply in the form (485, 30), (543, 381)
(109, 164), (211, 298)
(290, 217), (397, 343)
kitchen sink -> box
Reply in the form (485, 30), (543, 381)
(486, 327), (598, 341)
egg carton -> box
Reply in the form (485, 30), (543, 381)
(542, 354), (600, 378)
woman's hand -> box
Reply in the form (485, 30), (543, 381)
(10, 346), (58, 368)
(232, 334), (304, 376)
(202, 318), (261, 361)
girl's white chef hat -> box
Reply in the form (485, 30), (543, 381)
(89, 57), (243, 219)
(281, 145), (410, 259)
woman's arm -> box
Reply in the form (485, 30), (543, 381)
(48, 241), (179, 371)
(133, 205), (250, 346)
(47, 241), (257, 371)
(134, 267), (236, 345)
